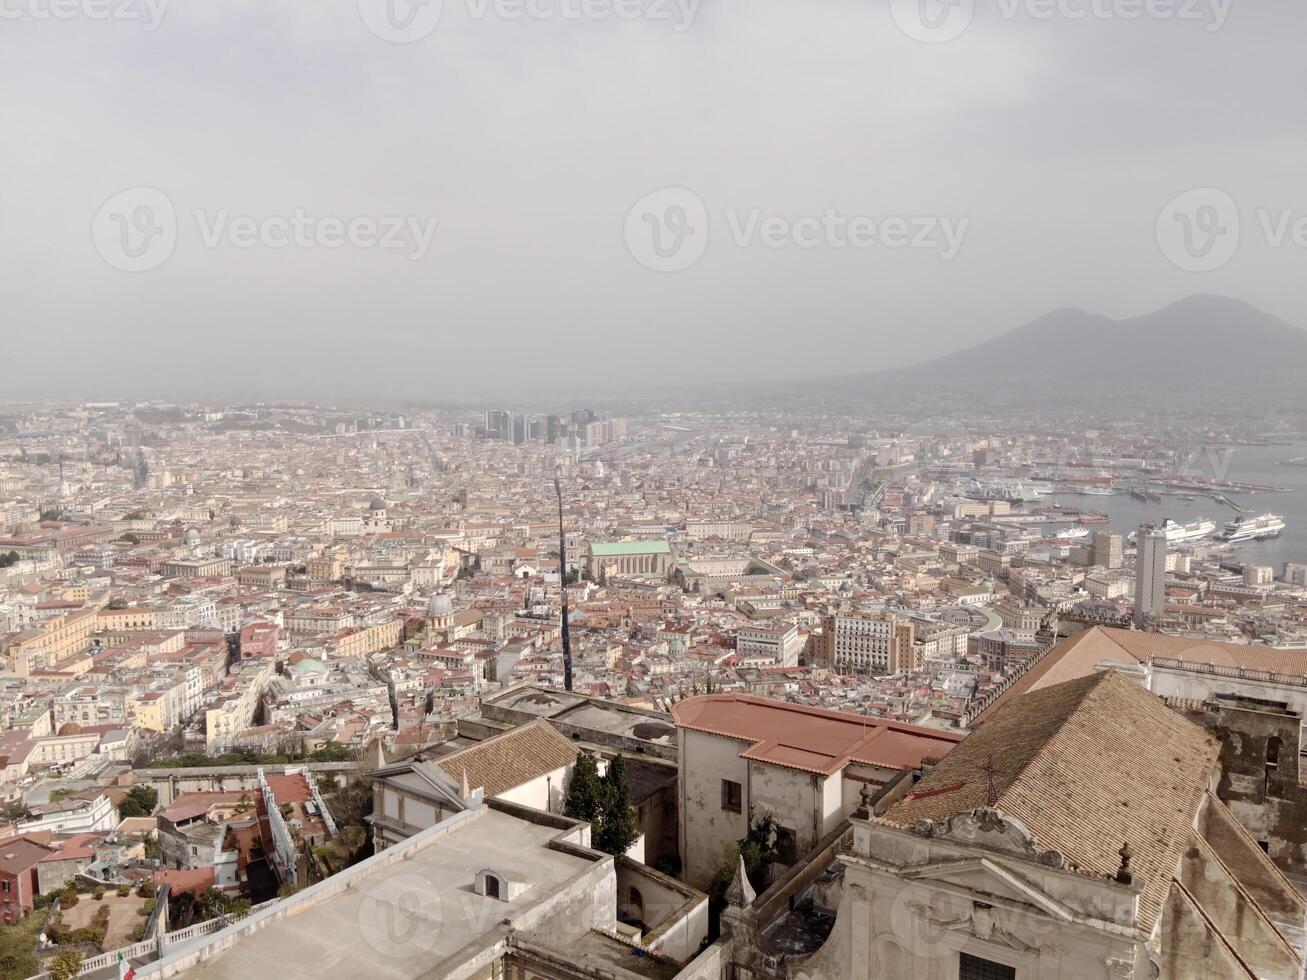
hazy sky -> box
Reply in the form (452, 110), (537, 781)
(3, 0), (1307, 401)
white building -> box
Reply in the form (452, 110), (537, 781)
(734, 623), (802, 668)
(671, 694), (962, 891)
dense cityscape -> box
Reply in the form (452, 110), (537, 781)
(0, 399), (1305, 977)
(9, 0), (1307, 977)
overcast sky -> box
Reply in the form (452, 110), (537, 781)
(3, 0), (1306, 402)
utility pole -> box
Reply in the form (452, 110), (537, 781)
(555, 476), (574, 692)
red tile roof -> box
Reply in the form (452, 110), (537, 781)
(671, 694), (962, 775)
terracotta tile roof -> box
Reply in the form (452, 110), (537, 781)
(159, 791), (248, 823)
(882, 671), (1220, 931)
(264, 773), (312, 804)
(152, 867), (216, 897)
(671, 693), (962, 775)
(973, 626), (1307, 725)
(0, 838), (58, 874)
(435, 720), (579, 797)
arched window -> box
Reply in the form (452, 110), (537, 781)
(625, 886), (644, 923)
(476, 869), (509, 901)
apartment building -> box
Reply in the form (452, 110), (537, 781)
(823, 613), (915, 674)
(734, 623), (803, 668)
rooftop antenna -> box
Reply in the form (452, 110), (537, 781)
(555, 475), (574, 692)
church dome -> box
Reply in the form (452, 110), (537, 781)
(428, 592), (454, 616)
(369, 497), (386, 511)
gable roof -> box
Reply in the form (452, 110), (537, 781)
(882, 670), (1219, 930)
(435, 720), (579, 796)
(973, 626), (1307, 725)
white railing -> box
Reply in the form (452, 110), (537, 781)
(23, 898), (282, 980)
(25, 939), (160, 980)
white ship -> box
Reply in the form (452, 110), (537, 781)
(1127, 518), (1217, 545)
(1218, 513), (1287, 543)
(1047, 526), (1090, 540)
(1077, 486), (1118, 496)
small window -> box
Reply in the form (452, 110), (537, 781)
(1, 881), (9, 893)
(960, 952), (1016, 980)
(721, 779), (742, 813)
(1267, 737), (1282, 768)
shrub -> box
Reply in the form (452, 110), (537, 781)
(48, 950), (83, 980)
(93, 886), (106, 901)
(117, 885), (130, 897)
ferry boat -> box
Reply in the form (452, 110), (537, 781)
(1218, 513), (1287, 543)
(1047, 526), (1090, 540)
(1127, 518), (1217, 545)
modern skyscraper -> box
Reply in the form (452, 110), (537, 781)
(1133, 523), (1168, 629)
(1093, 531), (1123, 569)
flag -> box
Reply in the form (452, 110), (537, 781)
(118, 952), (135, 980)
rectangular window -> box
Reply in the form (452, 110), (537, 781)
(960, 953), (1016, 980)
(721, 779), (742, 814)
(1, 881), (9, 893)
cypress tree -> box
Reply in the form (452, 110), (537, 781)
(595, 754), (639, 856)
(564, 751), (605, 824)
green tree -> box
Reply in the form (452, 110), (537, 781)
(0, 916), (42, 979)
(594, 755), (639, 857)
(0, 801), (30, 831)
(49, 950), (83, 980)
(563, 751), (604, 825)
(118, 785), (159, 818)
(737, 815), (780, 892)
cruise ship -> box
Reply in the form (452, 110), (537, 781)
(1127, 518), (1217, 545)
(1218, 513), (1287, 543)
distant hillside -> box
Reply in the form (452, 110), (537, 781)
(839, 296), (1307, 409)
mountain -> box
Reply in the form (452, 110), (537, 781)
(844, 296), (1307, 409)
